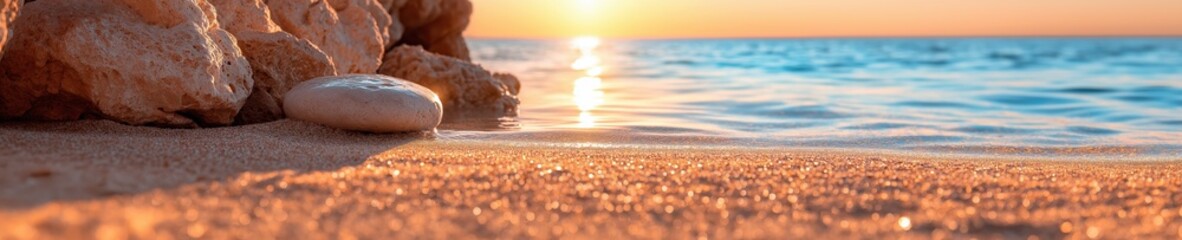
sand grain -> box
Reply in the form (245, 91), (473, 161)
(2, 120), (1181, 239)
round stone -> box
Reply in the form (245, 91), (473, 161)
(283, 74), (443, 133)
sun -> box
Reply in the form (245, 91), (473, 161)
(574, 0), (597, 8)
(569, 0), (602, 35)
(572, 0), (599, 14)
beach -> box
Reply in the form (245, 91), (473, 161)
(2, 0), (1180, 239)
(2, 120), (1180, 239)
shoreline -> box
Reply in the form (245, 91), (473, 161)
(438, 129), (1181, 162)
(2, 120), (1181, 238)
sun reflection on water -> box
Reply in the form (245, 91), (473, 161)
(571, 36), (605, 128)
(573, 77), (604, 111)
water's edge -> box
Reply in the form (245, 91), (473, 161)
(462, 38), (1182, 159)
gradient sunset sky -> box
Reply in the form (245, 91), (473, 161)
(467, 0), (1182, 39)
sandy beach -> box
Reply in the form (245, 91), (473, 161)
(1, 120), (1180, 239)
(2, 0), (1179, 238)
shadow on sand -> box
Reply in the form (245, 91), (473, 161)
(0, 119), (426, 209)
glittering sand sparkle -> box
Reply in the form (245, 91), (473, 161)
(1, 120), (1181, 239)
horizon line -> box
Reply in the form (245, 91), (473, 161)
(466, 34), (1182, 41)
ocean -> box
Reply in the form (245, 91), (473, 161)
(458, 38), (1182, 159)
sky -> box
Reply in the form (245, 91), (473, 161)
(466, 0), (1182, 39)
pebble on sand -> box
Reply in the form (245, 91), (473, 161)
(283, 74), (443, 133)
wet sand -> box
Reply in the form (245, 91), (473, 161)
(1, 120), (1180, 239)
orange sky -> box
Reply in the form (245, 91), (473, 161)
(466, 0), (1182, 39)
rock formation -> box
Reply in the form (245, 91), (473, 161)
(0, 0), (19, 59)
(0, 0), (252, 126)
(284, 74), (442, 132)
(233, 31), (338, 124)
(0, 0), (519, 128)
(264, 0), (392, 74)
(208, 0), (337, 124)
(379, 0), (472, 61)
(378, 45), (519, 115)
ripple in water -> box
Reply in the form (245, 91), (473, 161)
(465, 38), (1182, 158)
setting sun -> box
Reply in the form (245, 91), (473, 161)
(573, 0), (597, 10)
(469, 0), (1182, 38)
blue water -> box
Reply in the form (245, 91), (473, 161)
(463, 38), (1182, 158)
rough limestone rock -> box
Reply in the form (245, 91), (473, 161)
(208, 0), (281, 34)
(208, 0), (338, 124)
(0, 0), (19, 58)
(379, 0), (471, 60)
(264, 0), (392, 74)
(378, 45), (519, 115)
(284, 74), (442, 132)
(375, 0), (405, 49)
(233, 31), (337, 124)
(0, 0), (252, 126)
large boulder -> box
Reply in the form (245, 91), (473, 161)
(264, 0), (392, 74)
(0, 0), (252, 127)
(379, 0), (471, 60)
(233, 31), (337, 124)
(0, 0), (19, 58)
(208, 0), (337, 124)
(284, 74), (442, 133)
(378, 45), (519, 116)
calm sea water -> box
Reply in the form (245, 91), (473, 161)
(460, 38), (1182, 158)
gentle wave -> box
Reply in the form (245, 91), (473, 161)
(464, 38), (1182, 158)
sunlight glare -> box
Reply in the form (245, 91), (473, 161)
(573, 0), (598, 12)
(570, 36), (605, 128)
(578, 112), (597, 128)
(570, 36), (602, 70)
(573, 77), (604, 112)
(572, 36), (601, 53)
(570, 55), (601, 70)
(585, 66), (604, 77)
